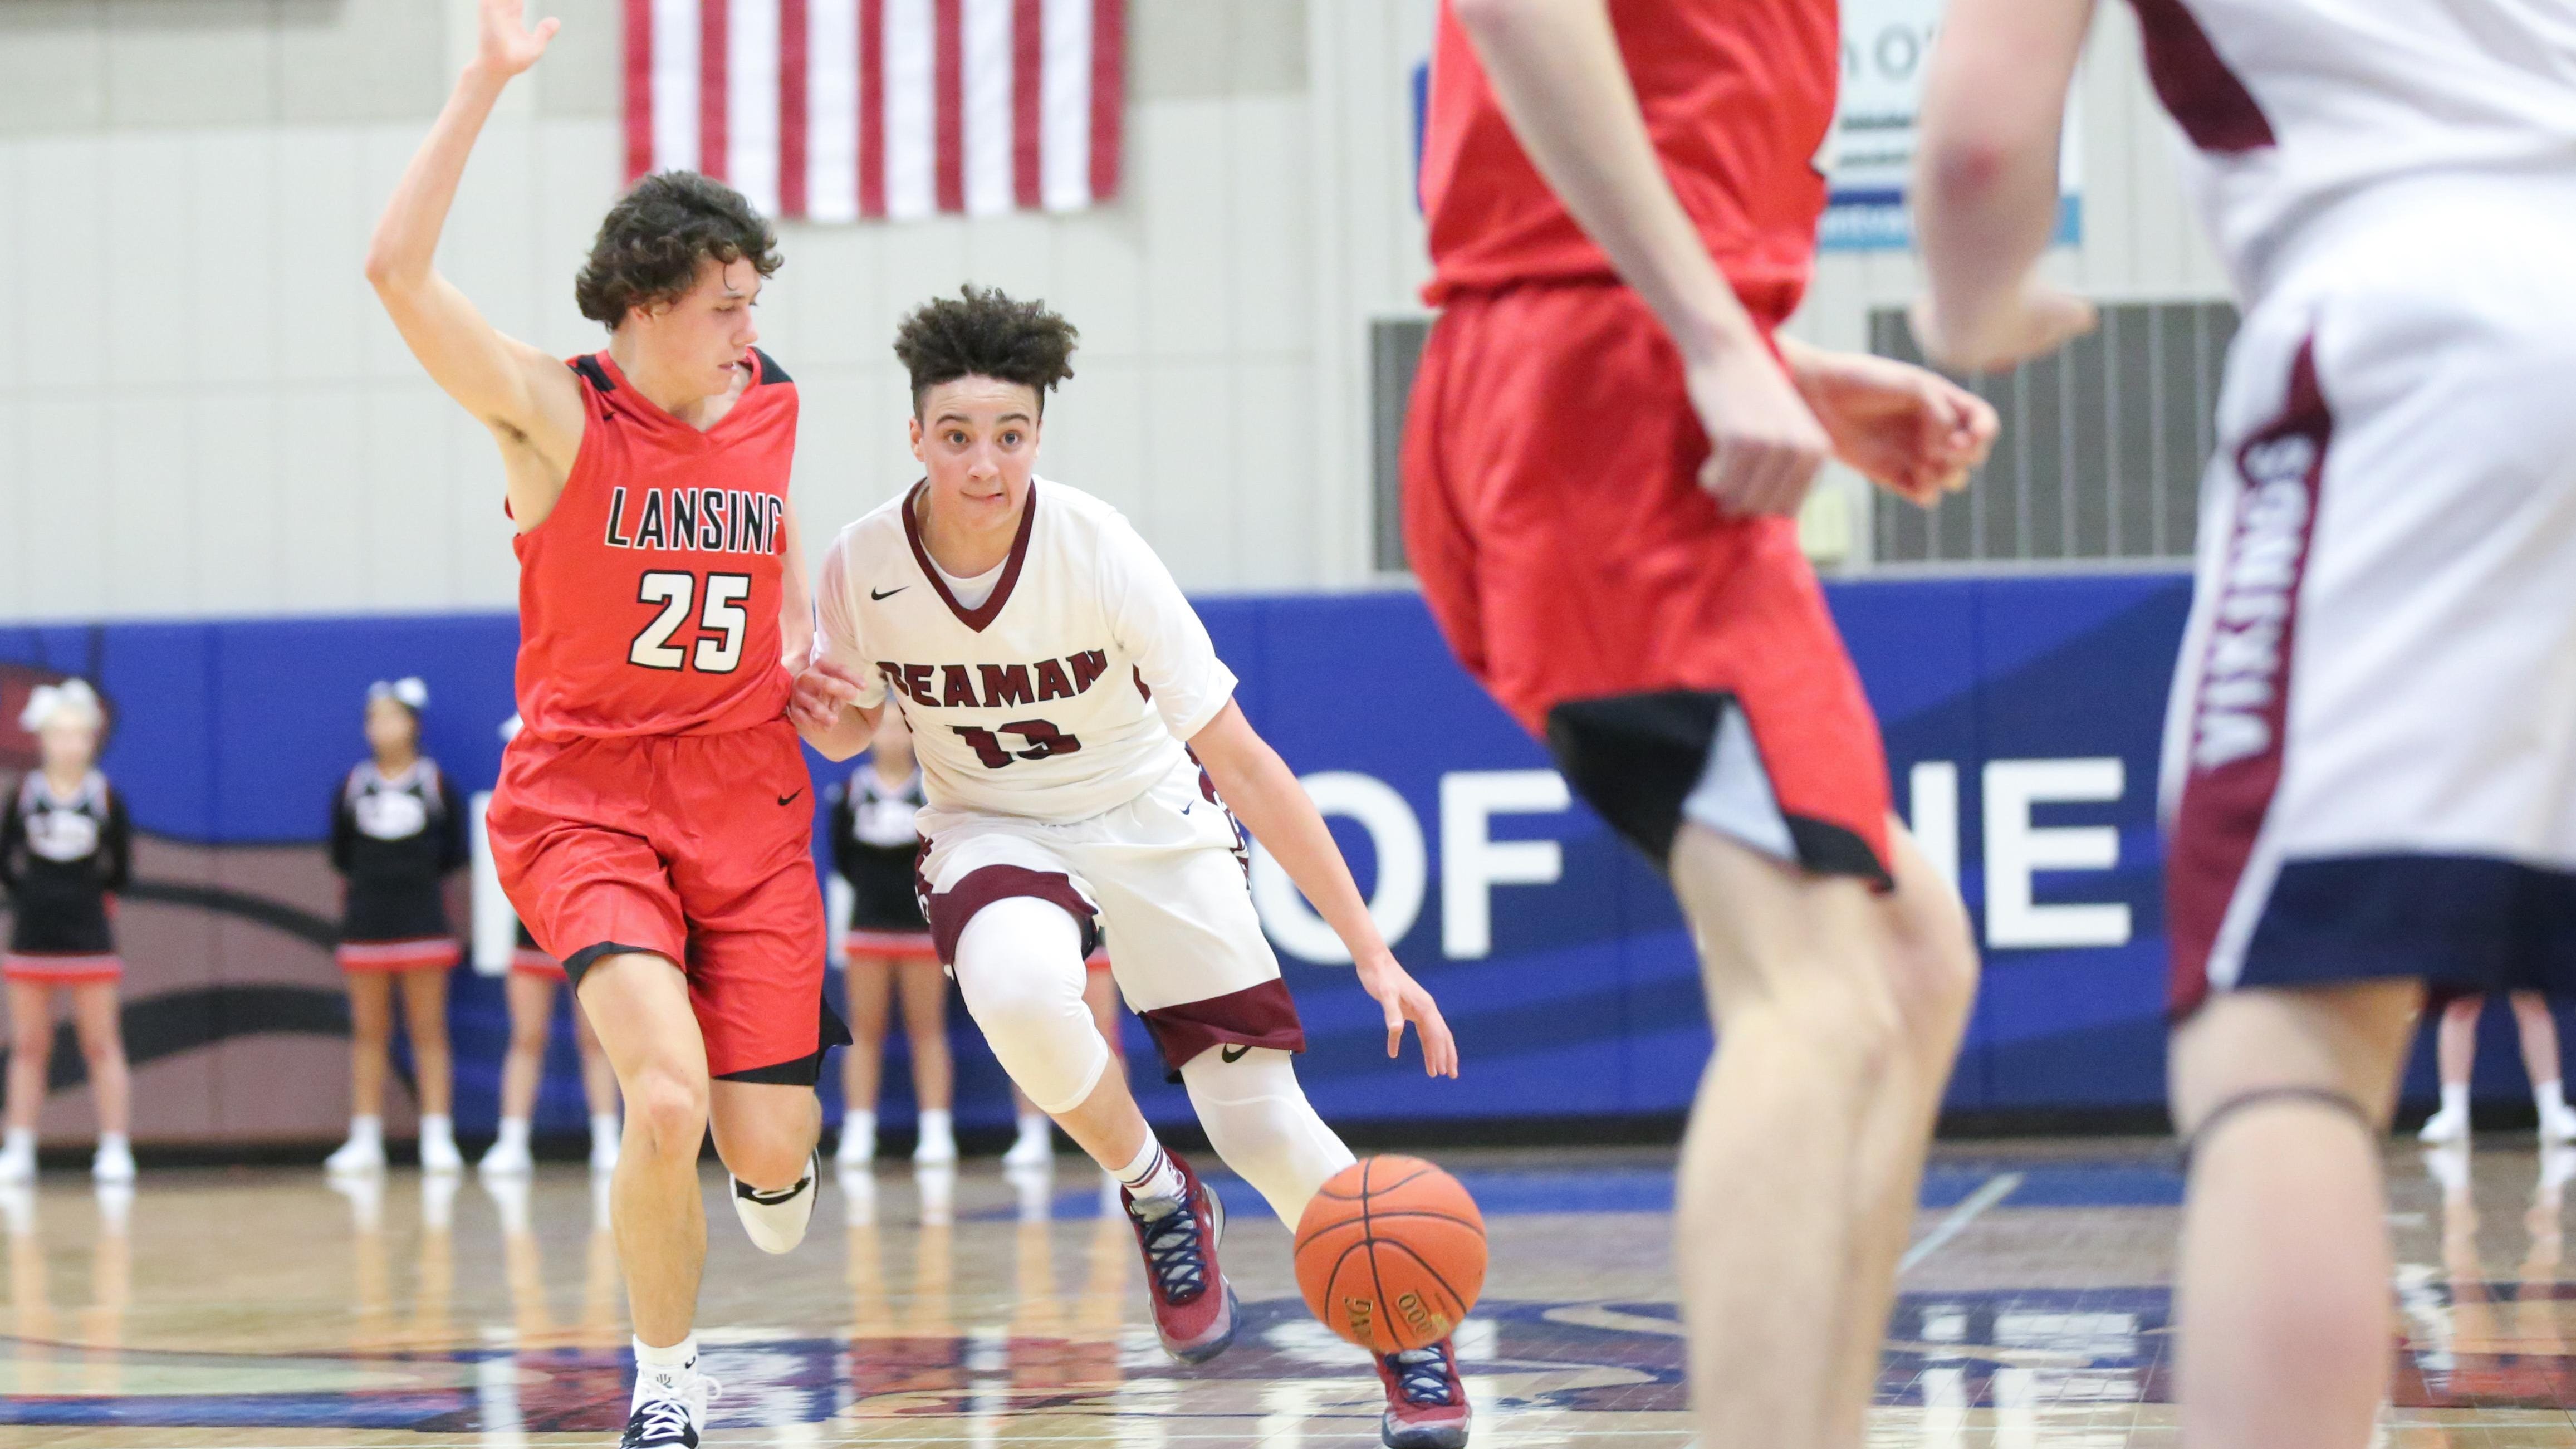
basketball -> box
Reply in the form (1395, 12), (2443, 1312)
(1294, 1156), (1487, 1354)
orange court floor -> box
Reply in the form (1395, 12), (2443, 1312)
(3, 1139), (2575, 1447)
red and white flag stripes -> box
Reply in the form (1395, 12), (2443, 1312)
(623, 0), (1126, 222)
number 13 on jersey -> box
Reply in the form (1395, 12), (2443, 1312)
(630, 570), (753, 673)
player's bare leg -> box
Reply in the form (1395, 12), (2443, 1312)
(1820, 821), (1978, 1448)
(1667, 823), (1902, 1449)
(570, 990), (623, 1169)
(576, 952), (713, 1348)
(2168, 980), (2418, 1449)
(709, 1081), (821, 1191)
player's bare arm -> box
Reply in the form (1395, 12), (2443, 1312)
(1774, 337), (2001, 506)
(364, 0), (586, 528)
(1188, 701), (1460, 1079)
(1910, 0), (2100, 372)
(1452, 0), (1828, 517)
(780, 512), (817, 669)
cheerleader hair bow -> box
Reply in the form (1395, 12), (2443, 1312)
(368, 677), (430, 712)
(18, 679), (105, 734)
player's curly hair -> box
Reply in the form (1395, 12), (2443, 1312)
(574, 171), (782, 328)
(892, 286), (1080, 417)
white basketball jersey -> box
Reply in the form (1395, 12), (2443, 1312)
(2138, 0), (2576, 295)
(815, 479), (1239, 824)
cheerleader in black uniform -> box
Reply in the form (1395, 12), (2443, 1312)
(0, 681), (135, 1184)
(828, 708), (957, 1167)
(324, 678), (467, 1175)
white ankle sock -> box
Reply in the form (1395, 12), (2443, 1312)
(591, 1112), (620, 1149)
(96, 1132), (129, 1154)
(844, 1108), (876, 1142)
(917, 1108), (953, 1139)
(632, 1333), (698, 1401)
(1016, 1110), (1049, 1139)
(347, 1115), (383, 1147)
(2442, 1083), (2471, 1119)
(3, 1127), (33, 1157)
(420, 1114), (454, 1144)
(496, 1118), (531, 1152)
(2539, 1080), (2567, 1117)
(1114, 1136), (1184, 1204)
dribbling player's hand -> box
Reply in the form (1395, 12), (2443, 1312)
(1908, 285), (2097, 375)
(787, 657), (866, 736)
(1686, 342), (1834, 520)
(1354, 949), (1460, 1079)
(477, 0), (560, 77)
(1788, 349), (2001, 507)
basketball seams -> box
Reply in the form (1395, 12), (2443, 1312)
(1377, 1239), (1471, 1327)
(1295, 1155), (1487, 1355)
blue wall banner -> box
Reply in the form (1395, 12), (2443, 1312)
(0, 576), (2486, 1144)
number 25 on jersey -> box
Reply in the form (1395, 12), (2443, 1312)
(629, 570), (752, 673)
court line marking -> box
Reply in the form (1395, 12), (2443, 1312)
(1898, 1171), (2024, 1275)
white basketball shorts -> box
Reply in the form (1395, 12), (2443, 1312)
(2162, 172), (2576, 1014)
(913, 753), (1305, 1076)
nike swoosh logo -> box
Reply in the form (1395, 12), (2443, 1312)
(1220, 1044), (1251, 1064)
(870, 586), (907, 601)
(777, 787), (805, 807)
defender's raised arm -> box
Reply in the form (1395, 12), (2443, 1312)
(364, 0), (584, 516)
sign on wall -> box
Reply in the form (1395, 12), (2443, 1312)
(1821, 0), (2083, 250)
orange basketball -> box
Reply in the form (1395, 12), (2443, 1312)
(1294, 1155), (1487, 1353)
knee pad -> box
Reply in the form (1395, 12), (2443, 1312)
(2185, 1085), (2372, 1166)
(952, 897), (1110, 1116)
(1179, 1047), (1358, 1230)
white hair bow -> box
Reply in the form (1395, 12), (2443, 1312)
(18, 678), (105, 733)
(368, 677), (430, 712)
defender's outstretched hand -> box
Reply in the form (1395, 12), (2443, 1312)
(788, 657), (867, 740)
(1782, 343), (2002, 507)
(1355, 948), (1460, 1079)
(478, 0), (560, 77)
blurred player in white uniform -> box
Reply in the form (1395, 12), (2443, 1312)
(794, 288), (1475, 1449)
(1913, 2), (2576, 1444)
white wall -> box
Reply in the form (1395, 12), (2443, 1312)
(0, 0), (2222, 623)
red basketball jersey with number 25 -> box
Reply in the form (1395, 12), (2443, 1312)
(511, 349), (797, 739)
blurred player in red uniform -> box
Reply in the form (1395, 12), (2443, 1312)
(366, 5), (840, 1445)
(1405, 3), (1999, 1444)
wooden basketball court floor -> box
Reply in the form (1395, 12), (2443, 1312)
(4, 1139), (2575, 1447)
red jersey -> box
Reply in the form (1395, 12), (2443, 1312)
(512, 348), (799, 739)
(1418, 0), (1837, 323)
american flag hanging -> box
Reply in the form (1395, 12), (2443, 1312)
(622, 0), (1126, 223)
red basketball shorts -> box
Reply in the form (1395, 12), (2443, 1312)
(1403, 281), (1892, 884)
(487, 718), (835, 1081)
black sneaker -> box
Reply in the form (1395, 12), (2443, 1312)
(621, 1363), (719, 1447)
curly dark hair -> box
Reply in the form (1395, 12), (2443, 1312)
(574, 172), (782, 328)
(892, 286), (1079, 417)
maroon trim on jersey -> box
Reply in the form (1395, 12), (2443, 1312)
(2129, 0), (2275, 154)
(903, 478), (1038, 632)
(1137, 979), (1306, 1079)
(925, 863), (1098, 966)
(2168, 336), (2328, 1017)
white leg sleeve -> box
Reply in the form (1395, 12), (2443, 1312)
(952, 897), (1112, 1117)
(1179, 1046), (1359, 1230)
